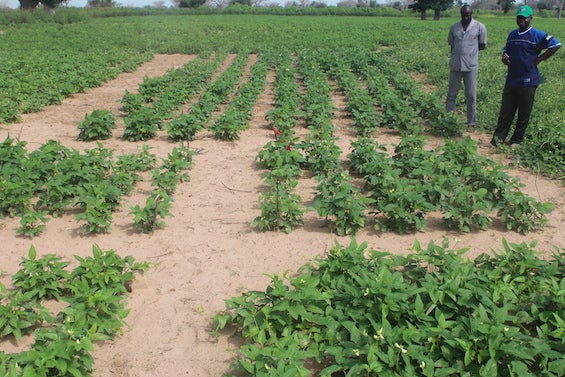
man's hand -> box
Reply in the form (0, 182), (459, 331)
(535, 46), (561, 65)
(501, 52), (511, 65)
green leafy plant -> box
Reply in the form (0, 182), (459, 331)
(428, 110), (461, 137)
(69, 245), (148, 293)
(151, 169), (182, 195)
(210, 112), (246, 141)
(116, 144), (157, 172)
(302, 135), (342, 176)
(372, 179), (435, 234)
(252, 167), (304, 233)
(160, 145), (193, 173)
(215, 238), (565, 377)
(123, 107), (161, 141)
(497, 191), (555, 234)
(12, 325), (95, 377)
(311, 170), (373, 236)
(12, 246), (70, 300)
(440, 186), (493, 232)
(17, 209), (50, 238)
(75, 179), (123, 234)
(256, 139), (305, 171)
(120, 90), (145, 114)
(130, 189), (173, 233)
(77, 109), (117, 141)
(63, 246), (149, 339)
(166, 114), (204, 142)
(0, 289), (47, 340)
(0, 245), (148, 376)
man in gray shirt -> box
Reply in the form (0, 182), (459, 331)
(446, 5), (487, 127)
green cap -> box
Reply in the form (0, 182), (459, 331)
(516, 5), (533, 17)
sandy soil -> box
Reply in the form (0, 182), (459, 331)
(1, 54), (563, 376)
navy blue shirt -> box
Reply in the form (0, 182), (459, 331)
(503, 26), (561, 87)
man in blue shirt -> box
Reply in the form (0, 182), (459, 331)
(491, 5), (561, 148)
(446, 5), (487, 128)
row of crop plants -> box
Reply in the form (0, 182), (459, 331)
(1, 55), (218, 237)
(251, 49), (553, 236)
(1, 48), (554, 238)
(0, 137), (191, 237)
(120, 51), (272, 143)
(0, 21), (153, 125)
(0, 52), (276, 238)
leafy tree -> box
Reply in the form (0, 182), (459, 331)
(230, 0), (252, 5)
(18, 0), (66, 9)
(471, 0), (500, 10)
(179, 0), (206, 7)
(497, 0), (514, 13)
(19, 0), (39, 8)
(87, 0), (117, 7)
(311, 1), (328, 7)
(409, 0), (453, 19)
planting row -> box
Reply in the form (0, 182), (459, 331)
(0, 52), (272, 237)
(79, 52), (271, 143)
(252, 50), (553, 235)
(0, 138), (191, 237)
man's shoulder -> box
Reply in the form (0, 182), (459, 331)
(470, 19), (487, 31)
(528, 27), (545, 36)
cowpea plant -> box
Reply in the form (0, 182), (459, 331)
(77, 109), (117, 141)
(214, 238), (565, 377)
(252, 166), (304, 233)
(0, 245), (148, 377)
(311, 170), (374, 236)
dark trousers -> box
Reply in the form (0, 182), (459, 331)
(491, 85), (537, 145)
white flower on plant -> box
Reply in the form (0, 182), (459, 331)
(373, 327), (385, 341)
(394, 342), (408, 354)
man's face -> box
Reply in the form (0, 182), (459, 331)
(461, 8), (473, 26)
(516, 15), (531, 31)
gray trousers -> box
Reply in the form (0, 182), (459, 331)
(445, 69), (478, 126)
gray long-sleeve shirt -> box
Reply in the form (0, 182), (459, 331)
(448, 19), (487, 72)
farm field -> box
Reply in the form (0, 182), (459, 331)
(1, 13), (564, 376)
